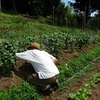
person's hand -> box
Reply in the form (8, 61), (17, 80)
(53, 59), (58, 64)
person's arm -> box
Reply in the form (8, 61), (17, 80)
(15, 51), (27, 60)
(42, 51), (58, 64)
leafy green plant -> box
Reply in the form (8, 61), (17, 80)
(58, 47), (100, 89)
(0, 82), (43, 100)
(0, 41), (21, 76)
(69, 73), (100, 100)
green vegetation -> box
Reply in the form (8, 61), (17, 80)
(1, 13), (99, 76)
(0, 13), (100, 99)
(0, 46), (99, 100)
(69, 73), (100, 100)
(58, 47), (100, 90)
(0, 82), (43, 100)
(0, 29), (99, 75)
(1, 0), (100, 29)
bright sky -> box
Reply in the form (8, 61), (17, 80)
(61, 0), (75, 5)
(61, 0), (97, 16)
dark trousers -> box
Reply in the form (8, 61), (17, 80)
(27, 73), (58, 90)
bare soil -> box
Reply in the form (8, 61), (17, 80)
(45, 61), (100, 100)
(0, 44), (100, 100)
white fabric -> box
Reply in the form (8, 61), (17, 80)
(15, 49), (59, 79)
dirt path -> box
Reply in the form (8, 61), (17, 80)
(44, 61), (100, 100)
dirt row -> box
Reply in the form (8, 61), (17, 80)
(0, 44), (99, 100)
(45, 61), (100, 100)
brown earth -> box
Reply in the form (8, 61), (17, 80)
(0, 44), (100, 100)
(45, 61), (100, 100)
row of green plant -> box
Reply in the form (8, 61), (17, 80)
(37, 32), (88, 52)
(0, 31), (100, 76)
(58, 47), (100, 89)
(69, 73), (100, 100)
(0, 46), (99, 99)
(1, 13), (100, 41)
(0, 82), (43, 100)
(0, 40), (24, 76)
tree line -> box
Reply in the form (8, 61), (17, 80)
(0, 0), (100, 29)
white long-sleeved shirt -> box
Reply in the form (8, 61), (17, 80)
(15, 49), (59, 79)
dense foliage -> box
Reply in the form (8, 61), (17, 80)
(69, 73), (100, 100)
(0, 13), (100, 99)
(1, 0), (61, 16)
(0, 45), (99, 100)
(1, 0), (100, 28)
(0, 13), (100, 76)
(70, 0), (100, 28)
(59, 47), (100, 89)
(0, 82), (43, 100)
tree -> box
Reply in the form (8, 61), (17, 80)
(0, 0), (1, 12)
(65, 6), (73, 27)
(1, 0), (17, 13)
(70, 0), (90, 28)
(55, 2), (66, 26)
(43, 0), (61, 16)
(70, 0), (100, 28)
(96, 11), (100, 17)
(26, 0), (44, 16)
(12, 0), (17, 12)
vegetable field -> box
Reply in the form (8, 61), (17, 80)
(0, 13), (100, 100)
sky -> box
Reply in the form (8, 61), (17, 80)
(61, 0), (75, 6)
(61, 0), (97, 16)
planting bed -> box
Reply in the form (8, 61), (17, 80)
(0, 44), (100, 100)
(46, 61), (100, 100)
(0, 13), (100, 100)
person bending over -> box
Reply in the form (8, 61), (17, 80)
(15, 42), (59, 94)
